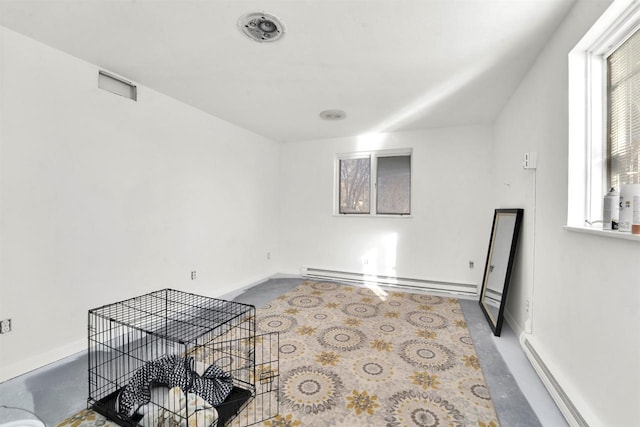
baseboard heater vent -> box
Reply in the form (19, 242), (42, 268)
(300, 267), (477, 296)
(521, 336), (589, 427)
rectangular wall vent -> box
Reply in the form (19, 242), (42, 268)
(98, 71), (137, 101)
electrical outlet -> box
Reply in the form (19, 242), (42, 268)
(525, 299), (530, 313)
(190, 271), (196, 280)
(0, 319), (12, 334)
(266, 252), (271, 260)
(468, 261), (474, 269)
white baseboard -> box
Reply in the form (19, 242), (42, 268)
(300, 266), (478, 296)
(520, 333), (591, 427)
(0, 338), (86, 382)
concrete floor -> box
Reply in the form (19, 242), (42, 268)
(0, 276), (567, 427)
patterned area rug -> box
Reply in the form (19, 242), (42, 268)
(57, 280), (499, 427)
(252, 281), (498, 427)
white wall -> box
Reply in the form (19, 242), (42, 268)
(279, 126), (493, 287)
(0, 28), (281, 381)
(5, 3), (637, 423)
(493, 1), (640, 425)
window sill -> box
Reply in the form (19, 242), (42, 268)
(564, 226), (640, 242)
(333, 214), (413, 219)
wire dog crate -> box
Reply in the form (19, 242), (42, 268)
(88, 289), (279, 427)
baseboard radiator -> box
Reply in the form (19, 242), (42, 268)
(520, 335), (589, 427)
(300, 267), (477, 296)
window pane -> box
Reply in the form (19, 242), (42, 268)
(376, 155), (411, 215)
(339, 158), (370, 214)
(608, 28), (640, 189)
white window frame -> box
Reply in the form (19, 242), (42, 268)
(334, 148), (413, 217)
(567, 0), (640, 241)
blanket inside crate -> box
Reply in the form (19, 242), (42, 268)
(117, 354), (232, 426)
(137, 386), (218, 427)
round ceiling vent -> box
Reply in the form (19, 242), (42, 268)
(319, 110), (347, 121)
(238, 12), (285, 43)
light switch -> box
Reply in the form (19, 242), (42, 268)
(523, 152), (537, 169)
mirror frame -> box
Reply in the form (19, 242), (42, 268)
(479, 208), (523, 336)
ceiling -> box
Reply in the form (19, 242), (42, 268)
(0, 0), (576, 143)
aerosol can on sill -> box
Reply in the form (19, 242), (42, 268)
(603, 187), (619, 230)
(633, 195), (640, 235)
(619, 184), (640, 232)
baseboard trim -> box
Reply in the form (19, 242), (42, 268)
(0, 338), (86, 382)
(301, 266), (478, 296)
(520, 334), (589, 427)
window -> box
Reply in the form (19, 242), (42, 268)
(608, 29), (640, 191)
(376, 155), (411, 214)
(337, 150), (411, 216)
(567, 0), (640, 233)
(339, 157), (371, 214)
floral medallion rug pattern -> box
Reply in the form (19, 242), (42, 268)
(251, 281), (498, 427)
(57, 280), (499, 427)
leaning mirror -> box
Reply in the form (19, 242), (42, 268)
(479, 208), (523, 336)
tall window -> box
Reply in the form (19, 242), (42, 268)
(608, 28), (640, 190)
(567, 0), (640, 229)
(337, 150), (411, 216)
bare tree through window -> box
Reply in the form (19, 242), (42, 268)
(339, 158), (370, 213)
(338, 152), (411, 215)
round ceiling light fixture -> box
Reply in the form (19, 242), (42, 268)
(238, 12), (285, 43)
(319, 109), (347, 121)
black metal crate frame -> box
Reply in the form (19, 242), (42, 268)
(87, 289), (278, 427)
